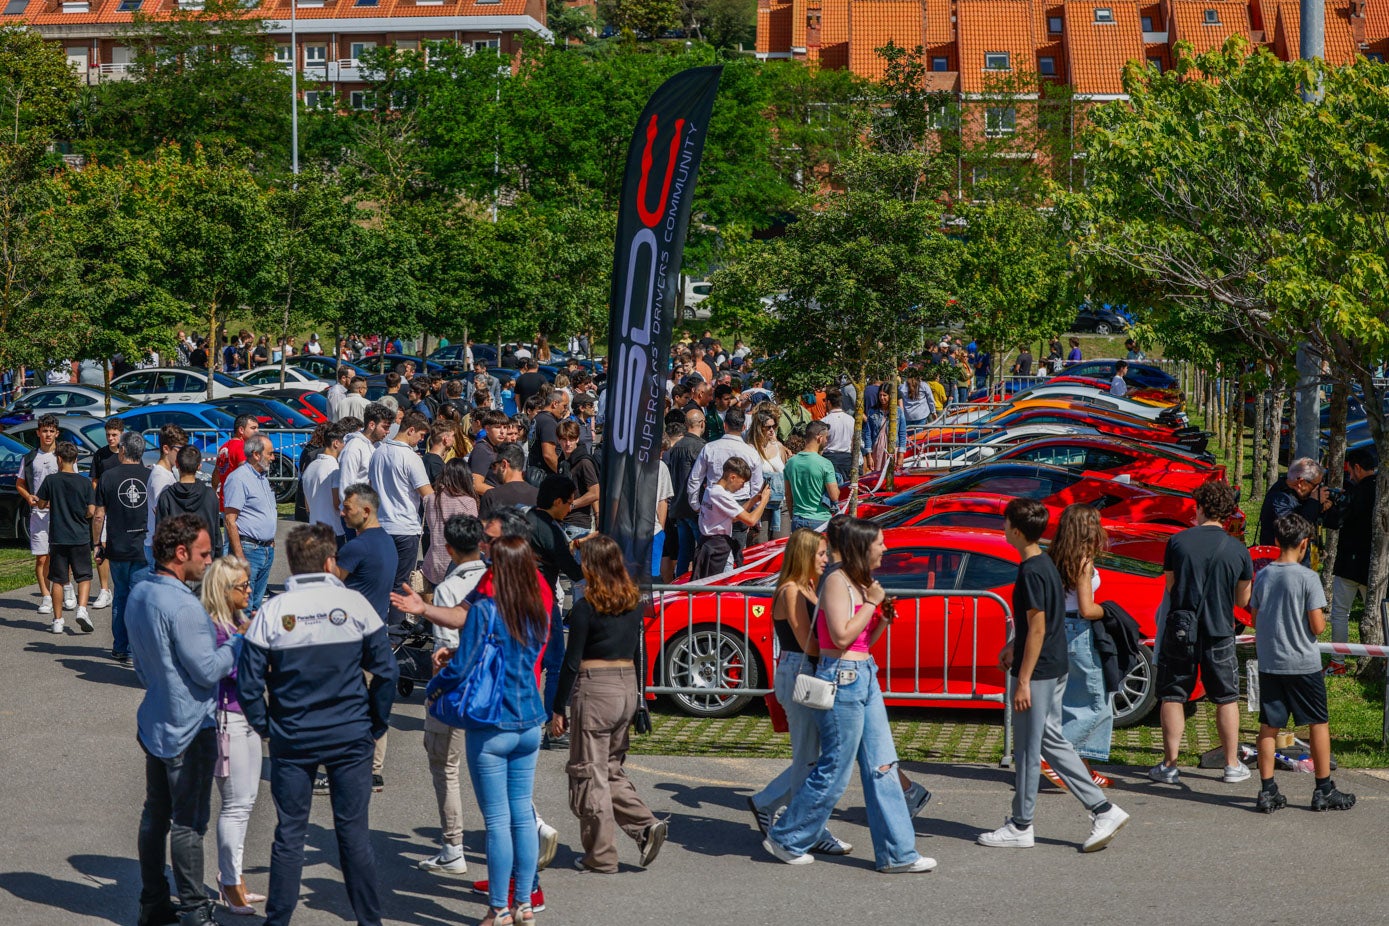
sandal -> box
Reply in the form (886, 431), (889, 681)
(513, 902), (536, 924)
(480, 906), (515, 926)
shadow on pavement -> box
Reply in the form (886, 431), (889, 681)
(20, 641), (141, 688)
(0, 854), (139, 924)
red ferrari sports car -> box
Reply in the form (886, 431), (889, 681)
(873, 435), (1226, 496)
(854, 462), (1245, 536)
(909, 406), (1209, 454)
(648, 525), (1246, 727)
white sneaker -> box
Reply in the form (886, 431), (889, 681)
(880, 855), (937, 873)
(92, 589), (112, 609)
(536, 821), (559, 871)
(63, 586), (76, 610)
(37, 598), (53, 615)
(1147, 762), (1180, 784)
(1223, 762), (1252, 784)
(50, 618), (64, 635)
(977, 818), (1035, 848)
(75, 607), (93, 633)
(1082, 805), (1130, 852)
(418, 845), (468, 875)
(763, 837), (814, 865)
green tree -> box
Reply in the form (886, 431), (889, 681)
(77, 0), (293, 170)
(547, 0), (599, 44)
(0, 26), (79, 150)
(714, 167), (958, 507)
(953, 199), (1074, 385)
(1075, 40), (1389, 648)
(765, 60), (870, 193)
(600, 0), (680, 38)
(679, 0), (755, 49)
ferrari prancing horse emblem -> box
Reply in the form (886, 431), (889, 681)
(752, 605), (765, 618)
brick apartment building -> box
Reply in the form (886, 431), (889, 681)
(756, 0), (1389, 95)
(3, 0), (549, 105)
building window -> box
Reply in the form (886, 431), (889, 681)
(985, 106), (1016, 137)
(1038, 56), (1056, 76)
(1147, 56), (1163, 72)
(984, 51), (1010, 70)
(1203, 8), (1220, 23)
(1366, 52), (1385, 62)
(305, 44), (327, 66)
(350, 90), (375, 110)
(1141, 14), (1154, 30)
(1047, 15), (1062, 32)
(1093, 7), (1113, 22)
(354, 0), (378, 6)
(303, 90), (323, 107)
(2, 0), (26, 12)
(349, 41), (375, 62)
(473, 38), (501, 51)
(116, 0), (141, 10)
(274, 44), (291, 62)
(931, 55), (948, 71)
(61, 1), (89, 11)
(928, 103), (953, 129)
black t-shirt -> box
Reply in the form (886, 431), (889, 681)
(1164, 524), (1254, 639)
(479, 480), (538, 519)
(1010, 553), (1068, 681)
(96, 463), (149, 562)
(553, 598), (644, 711)
(469, 439), (499, 487)
(37, 470), (93, 547)
(337, 526), (399, 622)
(423, 452), (445, 486)
(564, 449), (600, 529)
(530, 412), (562, 474)
(90, 446), (120, 484)
(516, 372), (548, 407)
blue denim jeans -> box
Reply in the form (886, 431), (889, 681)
(649, 529), (664, 578)
(1062, 616), (1113, 761)
(465, 725), (542, 910)
(675, 517), (699, 576)
(767, 656), (920, 869)
(790, 515), (827, 533)
(110, 558), (148, 657)
(242, 542), (274, 615)
(542, 604), (566, 716)
(750, 653), (833, 840)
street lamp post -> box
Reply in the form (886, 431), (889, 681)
(290, 0), (299, 177)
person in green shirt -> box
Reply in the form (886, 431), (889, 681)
(783, 421), (840, 531)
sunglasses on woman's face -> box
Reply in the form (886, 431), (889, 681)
(232, 581), (252, 591)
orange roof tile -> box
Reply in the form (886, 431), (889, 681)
(957, 0), (1036, 92)
(1063, 0), (1144, 94)
(791, 0), (808, 48)
(1366, 0), (1389, 39)
(848, 0), (922, 78)
(819, 0), (849, 46)
(923, 0), (950, 42)
(1167, 1), (1251, 56)
(1138, 1), (1161, 29)
(1271, 0), (1358, 63)
(1143, 39), (1171, 69)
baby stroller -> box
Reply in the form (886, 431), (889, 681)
(392, 616), (435, 698)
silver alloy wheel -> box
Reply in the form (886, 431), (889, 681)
(663, 628), (761, 718)
(1112, 648), (1157, 727)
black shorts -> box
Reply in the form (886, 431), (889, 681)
(1156, 634), (1240, 704)
(1258, 672), (1329, 728)
(48, 543), (93, 584)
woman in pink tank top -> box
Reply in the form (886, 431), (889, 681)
(763, 518), (936, 874)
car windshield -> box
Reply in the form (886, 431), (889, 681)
(202, 408), (238, 428)
(263, 402), (315, 428)
(0, 432), (26, 469)
(211, 372), (246, 388)
(869, 498), (929, 529)
(1095, 550), (1163, 578)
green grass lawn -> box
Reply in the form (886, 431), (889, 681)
(0, 543), (37, 594)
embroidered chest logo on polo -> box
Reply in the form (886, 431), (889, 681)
(329, 608), (348, 626)
(282, 614), (296, 632)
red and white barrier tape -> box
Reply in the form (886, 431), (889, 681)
(1234, 634), (1389, 659)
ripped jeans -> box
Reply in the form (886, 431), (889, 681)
(767, 657), (920, 870)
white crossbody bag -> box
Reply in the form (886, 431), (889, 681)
(791, 601), (839, 710)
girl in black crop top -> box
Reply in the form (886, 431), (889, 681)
(550, 535), (665, 873)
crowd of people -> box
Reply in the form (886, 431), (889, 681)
(9, 324), (1374, 926)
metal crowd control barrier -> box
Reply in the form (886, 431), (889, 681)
(143, 428), (315, 504)
(646, 583), (1015, 766)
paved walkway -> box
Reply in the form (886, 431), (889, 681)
(1, 548), (1385, 925)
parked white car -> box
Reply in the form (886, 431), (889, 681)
(237, 365), (332, 392)
(111, 368), (268, 403)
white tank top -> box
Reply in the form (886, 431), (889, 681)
(1064, 569), (1101, 613)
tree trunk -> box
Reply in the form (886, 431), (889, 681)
(886, 364), (901, 492)
(279, 284), (293, 389)
(1357, 373), (1388, 654)
(847, 361), (867, 516)
(103, 361), (112, 417)
(1232, 371), (1246, 493)
(1319, 380), (1350, 598)
(207, 303), (218, 402)
(1266, 383), (1286, 497)
(1251, 387), (1266, 506)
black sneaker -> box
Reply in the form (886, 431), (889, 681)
(136, 902), (178, 926)
(372, 774), (385, 793)
(746, 797), (771, 836)
(112, 651), (132, 666)
(1256, 788), (1286, 814)
(313, 774), (330, 795)
(637, 819), (667, 867)
(176, 903), (217, 926)
(1311, 783), (1356, 811)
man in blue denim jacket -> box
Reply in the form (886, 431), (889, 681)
(238, 523), (396, 926)
(127, 514), (238, 926)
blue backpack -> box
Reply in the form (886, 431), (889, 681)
(425, 598), (506, 729)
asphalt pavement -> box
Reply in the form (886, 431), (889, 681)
(1, 537), (1385, 926)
